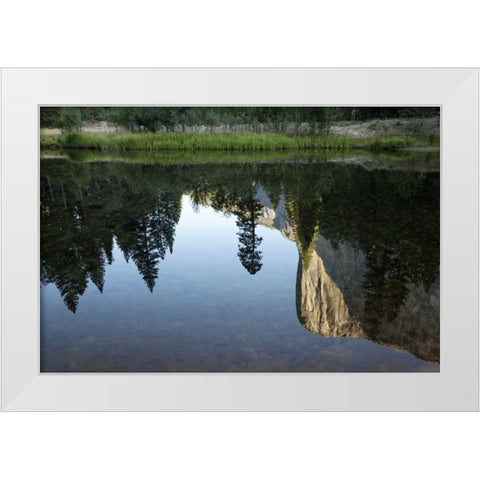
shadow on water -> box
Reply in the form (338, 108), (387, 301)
(40, 152), (440, 368)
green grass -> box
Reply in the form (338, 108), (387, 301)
(40, 148), (440, 173)
(41, 148), (337, 165)
(40, 131), (440, 152)
(39, 136), (62, 149)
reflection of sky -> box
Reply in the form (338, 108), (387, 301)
(40, 195), (439, 373)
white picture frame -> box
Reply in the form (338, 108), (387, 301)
(1, 68), (478, 411)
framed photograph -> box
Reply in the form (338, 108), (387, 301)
(1, 68), (478, 410)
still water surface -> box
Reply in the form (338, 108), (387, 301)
(40, 153), (440, 372)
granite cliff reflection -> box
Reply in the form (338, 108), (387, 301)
(295, 245), (440, 362)
(41, 157), (439, 362)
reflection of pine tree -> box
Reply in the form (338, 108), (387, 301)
(99, 228), (114, 265)
(131, 217), (160, 292)
(236, 190), (263, 275)
(258, 164), (285, 212)
(190, 177), (210, 211)
(128, 192), (182, 292)
(285, 196), (322, 269)
(362, 246), (410, 339)
(40, 181), (92, 312)
(153, 192), (181, 256)
(42, 240), (89, 313)
(86, 242), (107, 293)
(60, 269), (88, 313)
(121, 192), (181, 291)
(209, 187), (231, 212)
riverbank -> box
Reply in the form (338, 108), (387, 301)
(40, 148), (440, 172)
(40, 131), (440, 152)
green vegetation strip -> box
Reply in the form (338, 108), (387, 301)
(41, 131), (440, 152)
(40, 149), (439, 173)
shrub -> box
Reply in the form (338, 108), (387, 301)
(59, 108), (83, 132)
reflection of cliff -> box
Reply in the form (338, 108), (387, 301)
(264, 200), (366, 336)
(296, 250), (364, 338)
(370, 276), (440, 362)
(315, 234), (367, 319)
(294, 236), (440, 363)
(267, 197), (440, 363)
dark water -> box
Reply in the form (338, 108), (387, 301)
(40, 153), (440, 372)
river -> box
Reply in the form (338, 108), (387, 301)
(40, 153), (440, 372)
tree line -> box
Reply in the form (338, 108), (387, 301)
(40, 107), (440, 132)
